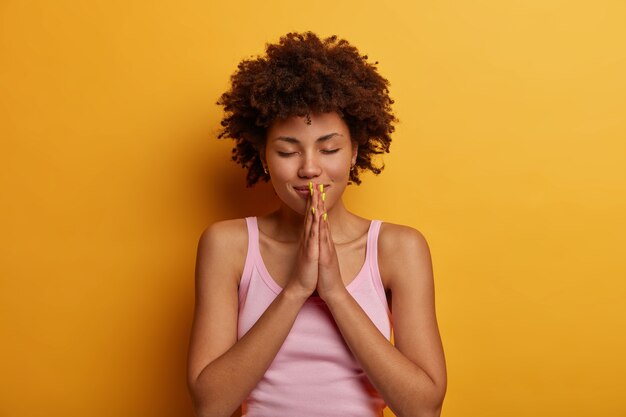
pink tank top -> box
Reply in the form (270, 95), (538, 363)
(238, 217), (392, 417)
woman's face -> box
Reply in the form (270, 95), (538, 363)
(264, 112), (358, 216)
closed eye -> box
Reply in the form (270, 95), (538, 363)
(277, 152), (297, 157)
(321, 149), (340, 154)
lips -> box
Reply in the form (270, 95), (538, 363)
(293, 184), (330, 191)
(293, 184), (330, 200)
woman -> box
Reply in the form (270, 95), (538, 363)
(187, 32), (447, 417)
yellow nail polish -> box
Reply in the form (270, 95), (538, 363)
(319, 184), (324, 192)
(311, 207), (315, 214)
(322, 192), (326, 201)
(309, 181), (312, 190)
(323, 212), (327, 221)
(310, 187), (313, 196)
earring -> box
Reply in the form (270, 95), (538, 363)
(264, 166), (269, 175)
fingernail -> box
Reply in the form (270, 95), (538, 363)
(323, 212), (327, 221)
(311, 207), (315, 214)
(319, 184), (324, 192)
(309, 181), (313, 196)
(322, 192), (326, 201)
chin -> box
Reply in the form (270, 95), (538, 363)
(278, 194), (307, 216)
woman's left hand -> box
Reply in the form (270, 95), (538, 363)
(314, 184), (347, 302)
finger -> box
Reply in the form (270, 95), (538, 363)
(317, 183), (324, 217)
(321, 192), (334, 250)
(307, 182), (320, 251)
(320, 185), (327, 225)
(322, 204), (335, 248)
(322, 209), (336, 257)
(325, 215), (334, 252)
(316, 183), (327, 254)
(302, 181), (314, 240)
(319, 202), (329, 259)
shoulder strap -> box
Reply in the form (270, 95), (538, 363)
(238, 217), (257, 302)
(367, 220), (389, 312)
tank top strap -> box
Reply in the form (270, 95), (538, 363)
(366, 220), (390, 314)
(239, 217), (258, 303)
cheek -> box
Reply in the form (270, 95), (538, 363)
(327, 157), (352, 179)
(267, 159), (294, 178)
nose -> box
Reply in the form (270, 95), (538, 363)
(297, 153), (322, 179)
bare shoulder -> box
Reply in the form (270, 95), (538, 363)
(188, 218), (248, 387)
(199, 218), (248, 243)
(378, 222), (446, 399)
(196, 218), (248, 286)
(378, 221), (433, 289)
(379, 222), (430, 253)
(198, 218), (248, 254)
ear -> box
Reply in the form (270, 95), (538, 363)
(351, 141), (358, 166)
(258, 143), (267, 167)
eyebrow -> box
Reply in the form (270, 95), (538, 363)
(274, 132), (343, 144)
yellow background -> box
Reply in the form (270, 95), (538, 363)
(1, 1), (625, 416)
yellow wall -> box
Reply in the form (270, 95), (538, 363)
(1, 1), (625, 416)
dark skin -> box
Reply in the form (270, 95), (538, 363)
(187, 112), (446, 417)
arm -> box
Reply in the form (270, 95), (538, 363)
(322, 224), (447, 417)
(186, 220), (311, 417)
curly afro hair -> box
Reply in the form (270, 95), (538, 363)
(216, 31), (398, 187)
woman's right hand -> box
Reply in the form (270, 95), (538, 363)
(284, 181), (321, 299)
